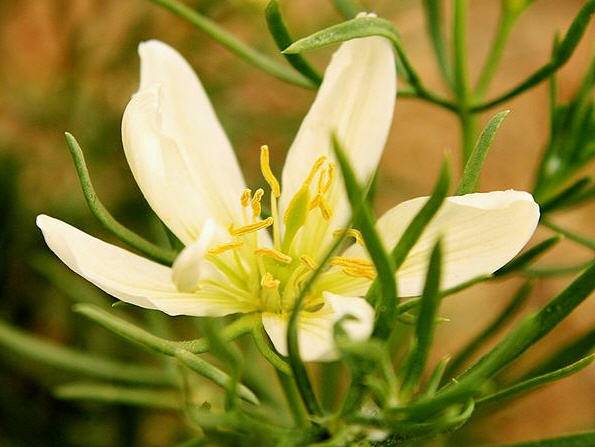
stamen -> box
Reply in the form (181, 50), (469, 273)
(261, 272), (280, 289)
(240, 189), (252, 207)
(260, 145), (281, 198)
(333, 228), (364, 245)
(342, 267), (377, 280)
(251, 188), (264, 218)
(228, 217), (274, 236)
(300, 255), (317, 270)
(330, 256), (374, 269)
(255, 248), (292, 264)
(304, 156), (327, 185)
(207, 241), (244, 255)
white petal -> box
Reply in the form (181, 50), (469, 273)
(122, 40), (245, 243)
(346, 190), (540, 296)
(262, 292), (374, 362)
(36, 215), (251, 317)
(279, 35), (396, 234)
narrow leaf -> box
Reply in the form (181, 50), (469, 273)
(400, 240), (442, 396)
(0, 319), (174, 386)
(175, 349), (258, 405)
(477, 354), (595, 407)
(539, 177), (591, 213)
(494, 236), (560, 277)
(445, 281), (532, 379)
(54, 382), (181, 409)
(146, 0), (315, 88)
(542, 219), (595, 250)
(332, 135), (398, 339)
(265, 0), (322, 85)
(457, 110), (510, 194)
(65, 133), (177, 265)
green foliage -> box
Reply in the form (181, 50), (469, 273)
(2, 0), (594, 445)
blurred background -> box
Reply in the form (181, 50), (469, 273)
(0, 0), (593, 445)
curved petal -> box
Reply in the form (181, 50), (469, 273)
(122, 40), (245, 244)
(345, 190), (540, 296)
(262, 292), (374, 362)
(36, 215), (252, 317)
(279, 34), (396, 236)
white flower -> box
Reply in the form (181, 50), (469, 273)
(37, 37), (539, 362)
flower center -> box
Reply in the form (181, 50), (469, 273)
(184, 146), (375, 314)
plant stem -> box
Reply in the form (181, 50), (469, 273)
(277, 370), (309, 427)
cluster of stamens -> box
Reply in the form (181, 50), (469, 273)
(197, 145), (376, 313)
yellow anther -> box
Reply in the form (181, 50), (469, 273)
(342, 267), (377, 280)
(240, 189), (252, 207)
(251, 188), (264, 218)
(261, 272), (280, 289)
(260, 145), (281, 198)
(228, 217), (274, 236)
(304, 156), (327, 186)
(207, 241), (244, 255)
(300, 255), (317, 270)
(330, 256), (374, 269)
(255, 248), (293, 264)
(333, 229), (364, 245)
(317, 162), (335, 194)
(318, 197), (333, 220)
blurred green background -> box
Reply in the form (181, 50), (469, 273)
(0, 0), (593, 445)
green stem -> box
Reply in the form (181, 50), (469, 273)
(541, 219), (595, 250)
(474, 12), (515, 99)
(145, 0), (315, 89)
(276, 370), (309, 427)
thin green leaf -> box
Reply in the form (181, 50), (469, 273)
(65, 133), (177, 265)
(175, 349), (258, 405)
(391, 160), (450, 271)
(400, 240), (443, 396)
(74, 304), (256, 355)
(265, 0), (322, 85)
(452, 0), (470, 103)
(332, 0), (362, 18)
(421, 357), (450, 398)
(54, 382), (181, 409)
(422, 0), (452, 85)
(445, 281), (532, 379)
(332, 135), (398, 339)
(494, 236), (561, 277)
(457, 110), (510, 194)
(400, 261), (595, 418)
(145, 0), (315, 89)
(522, 328), (595, 378)
(251, 324), (291, 375)
(477, 354), (595, 407)
(202, 319), (244, 410)
(541, 219), (595, 250)
(0, 319), (174, 386)
(481, 431), (595, 447)
(525, 260), (592, 277)
(540, 177), (592, 213)
(284, 16), (456, 111)
(472, 0), (595, 111)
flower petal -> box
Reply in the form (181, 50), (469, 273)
(262, 292), (374, 362)
(279, 35), (396, 235)
(345, 190), (540, 296)
(36, 215), (252, 317)
(122, 40), (245, 244)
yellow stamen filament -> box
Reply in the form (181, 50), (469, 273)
(318, 197), (332, 220)
(228, 217), (273, 236)
(333, 229), (364, 245)
(207, 241), (244, 255)
(240, 189), (252, 207)
(255, 248), (292, 264)
(342, 267), (376, 280)
(251, 188), (264, 218)
(260, 145), (280, 198)
(318, 163), (335, 194)
(330, 256), (374, 269)
(299, 255), (317, 270)
(261, 272), (280, 289)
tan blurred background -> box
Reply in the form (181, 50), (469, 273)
(0, 0), (593, 445)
